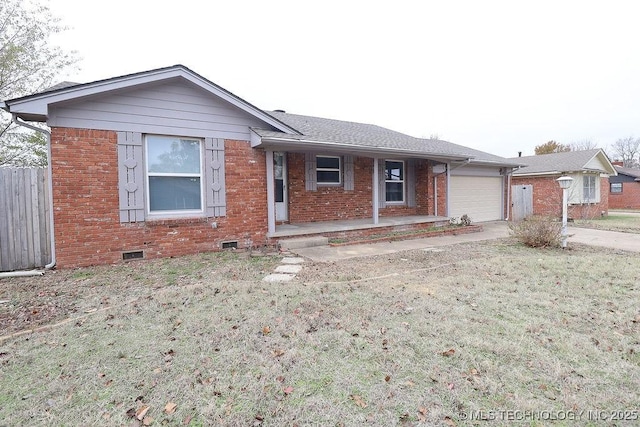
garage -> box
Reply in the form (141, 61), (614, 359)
(449, 173), (503, 222)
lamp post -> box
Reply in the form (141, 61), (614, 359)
(556, 176), (573, 249)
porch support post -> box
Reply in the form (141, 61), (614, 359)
(266, 150), (276, 235)
(445, 162), (451, 217)
(372, 157), (379, 224)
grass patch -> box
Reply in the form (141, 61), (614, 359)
(574, 213), (640, 233)
(1, 241), (639, 425)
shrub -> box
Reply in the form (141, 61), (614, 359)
(508, 216), (562, 248)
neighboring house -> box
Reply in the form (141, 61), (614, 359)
(508, 149), (617, 220)
(1, 65), (519, 268)
(609, 163), (640, 209)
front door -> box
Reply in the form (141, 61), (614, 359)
(274, 152), (288, 221)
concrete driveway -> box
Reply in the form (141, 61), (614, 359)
(568, 226), (640, 252)
(291, 221), (640, 262)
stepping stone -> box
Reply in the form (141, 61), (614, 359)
(263, 273), (296, 282)
(275, 264), (303, 274)
(281, 257), (305, 264)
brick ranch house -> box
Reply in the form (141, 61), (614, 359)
(609, 163), (640, 210)
(2, 65), (521, 268)
(508, 149), (617, 220)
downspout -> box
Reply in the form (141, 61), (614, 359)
(11, 114), (55, 270)
(505, 168), (513, 220)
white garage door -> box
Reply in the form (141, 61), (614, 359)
(449, 176), (503, 222)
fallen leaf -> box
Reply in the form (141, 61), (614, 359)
(276, 375), (285, 383)
(283, 386), (294, 395)
(182, 415), (193, 425)
(263, 326), (271, 335)
(442, 348), (455, 357)
(164, 402), (177, 414)
(444, 416), (457, 426)
(350, 394), (367, 408)
(418, 407), (428, 416)
(272, 349), (285, 357)
(136, 405), (150, 421)
(142, 415), (154, 426)
(385, 375), (391, 382)
(448, 383), (455, 390)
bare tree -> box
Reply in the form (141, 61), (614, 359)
(610, 137), (640, 168)
(569, 139), (598, 151)
(0, 0), (78, 166)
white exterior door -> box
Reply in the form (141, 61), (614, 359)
(449, 175), (503, 222)
(274, 152), (288, 221)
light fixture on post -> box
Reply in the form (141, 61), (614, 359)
(556, 176), (573, 249)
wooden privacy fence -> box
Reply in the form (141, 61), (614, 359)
(0, 168), (51, 271)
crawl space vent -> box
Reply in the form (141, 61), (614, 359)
(221, 241), (238, 250)
(122, 250), (144, 260)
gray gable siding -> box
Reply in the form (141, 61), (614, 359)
(48, 81), (270, 140)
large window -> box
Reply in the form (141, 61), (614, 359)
(316, 156), (341, 184)
(385, 160), (404, 202)
(146, 135), (202, 213)
(610, 182), (622, 193)
(583, 175), (596, 201)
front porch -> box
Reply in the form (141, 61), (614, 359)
(269, 215), (451, 239)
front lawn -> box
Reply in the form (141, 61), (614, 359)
(1, 241), (639, 426)
(574, 212), (640, 233)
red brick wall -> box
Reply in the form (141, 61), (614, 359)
(51, 128), (268, 268)
(287, 155), (441, 222)
(609, 181), (640, 209)
(512, 175), (609, 219)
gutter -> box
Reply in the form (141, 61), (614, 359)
(9, 114), (56, 273)
(255, 135), (474, 163)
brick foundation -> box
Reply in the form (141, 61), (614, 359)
(51, 128), (268, 268)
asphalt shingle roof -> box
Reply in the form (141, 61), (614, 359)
(257, 111), (515, 165)
(509, 149), (604, 175)
(614, 165), (640, 179)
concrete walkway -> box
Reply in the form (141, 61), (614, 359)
(291, 221), (640, 262)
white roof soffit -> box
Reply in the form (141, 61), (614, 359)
(4, 66), (299, 134)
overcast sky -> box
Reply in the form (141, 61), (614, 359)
(48, 0), (640, 158)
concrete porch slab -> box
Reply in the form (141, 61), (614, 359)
(279, 236), (329, 250)
(270, 215), (450, 238)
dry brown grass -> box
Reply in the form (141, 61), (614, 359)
(1, 240), (639, 426)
